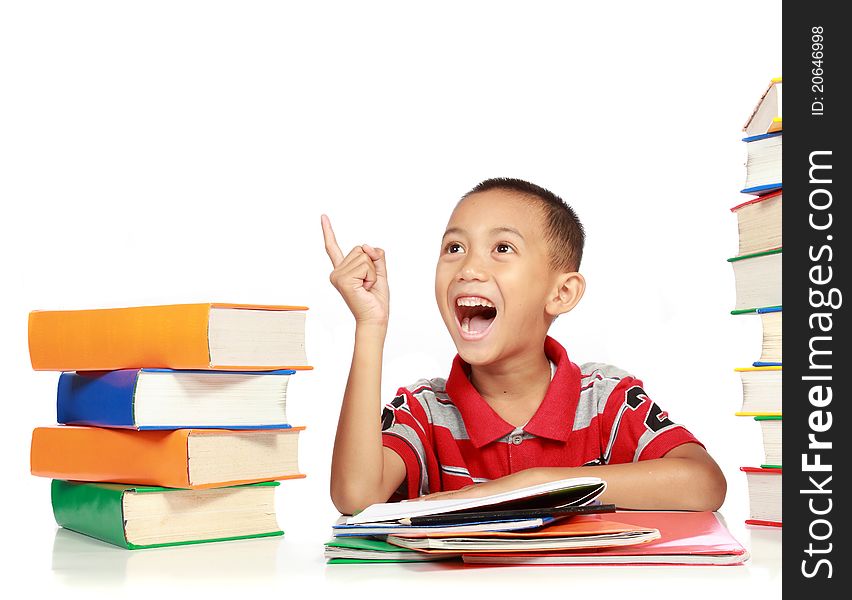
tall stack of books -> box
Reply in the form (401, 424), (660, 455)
(730, 78), (782, 528)
(28, 303), (311, 549)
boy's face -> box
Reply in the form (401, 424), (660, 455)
(435, 190), (563, 366)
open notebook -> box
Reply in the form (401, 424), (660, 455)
(347, 477), (605, 525)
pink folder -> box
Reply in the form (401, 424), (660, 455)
(462, 511), (749, 566)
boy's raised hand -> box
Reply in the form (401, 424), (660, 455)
(322, 214), (389, 327)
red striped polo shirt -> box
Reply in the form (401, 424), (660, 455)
(380, 336), (702, 499)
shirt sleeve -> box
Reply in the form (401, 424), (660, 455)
(380, 386), (436, 499)
(598, 376), (704, 464)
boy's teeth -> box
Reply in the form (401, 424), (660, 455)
(456, 297), (495, 308)
(462, 317), (471, 333)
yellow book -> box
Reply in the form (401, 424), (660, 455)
(743, 77), (782, 136)
(735, 412), (782, 417)
(735, 366), (781, 415)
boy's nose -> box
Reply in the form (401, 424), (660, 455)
(456, 254), (488, 281)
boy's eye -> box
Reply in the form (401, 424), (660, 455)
(445, 242), (464, 254)
(495, 243), (514, 253)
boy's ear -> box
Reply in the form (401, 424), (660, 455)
(545, 272), (586, 318)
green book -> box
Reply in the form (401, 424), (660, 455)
(727, 248), (782, 313)
(726, 247), (783, 263)
(730, 305), (782, 316)
(324, 536), (458, 563)
(754, 415), (782, 469)
(52, 480), (284, 550)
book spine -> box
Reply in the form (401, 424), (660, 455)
(31, 427), (191, 488)
(28, 304), (212, 371)
(51, 480), (130, 549)
(57, 371), (139, 428)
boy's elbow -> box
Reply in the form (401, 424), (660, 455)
(664, 444), (727, 511)
(330, 483), (387, 516)
(689, 459), (727, 511)
(697, 474), (727, 512)
(331, 487), (367, 516)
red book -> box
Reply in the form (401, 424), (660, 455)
(729, 190), (782, 258)
(741, 467), (782, 527)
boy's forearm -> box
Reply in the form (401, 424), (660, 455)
(531, 455), (726, 511)
(425, 444), (726, 511)
(330, 323), (392, 512)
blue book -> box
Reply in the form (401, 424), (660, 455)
(741, 132), (781, 195)
(57, 369), (295, 430)
(742, 132), (782, 143)
(756, 306), (782, 314)
(741, 183), (782, 195)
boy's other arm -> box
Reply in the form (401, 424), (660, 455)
(331, 323), (407, 514)
(322, 215), (406, 515)
(419, 443), (727, 511)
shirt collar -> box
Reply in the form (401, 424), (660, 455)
(445, 336), (581, 448)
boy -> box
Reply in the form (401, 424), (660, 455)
(322, 178), (726, 515)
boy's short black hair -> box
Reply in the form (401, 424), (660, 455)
(461, 178), (585, 272)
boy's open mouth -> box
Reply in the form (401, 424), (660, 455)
(454, 296), (498, 338)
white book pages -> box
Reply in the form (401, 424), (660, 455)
(347, 477), (605, 525)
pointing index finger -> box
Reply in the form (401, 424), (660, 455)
(321, 214), (344, 267)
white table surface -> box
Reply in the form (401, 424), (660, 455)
(43, 512), (781, 599)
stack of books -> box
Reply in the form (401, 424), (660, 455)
(28, 303), (311, 549)
(730, 78), (782, 528)
(324, 478), (749, 565)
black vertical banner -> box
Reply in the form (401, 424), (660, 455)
(783, 1), (849, 594)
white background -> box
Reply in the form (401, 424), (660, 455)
(0, 1), (781, 597)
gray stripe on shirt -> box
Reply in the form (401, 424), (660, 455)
(384, 422), (430, 495)
(408, 385), (471, 441)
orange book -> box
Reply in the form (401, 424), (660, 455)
(28, 303), (311, 371)
(386, 516), (661, 553)
(31, 426), (305, 489)
(391, 517), (650, 539)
